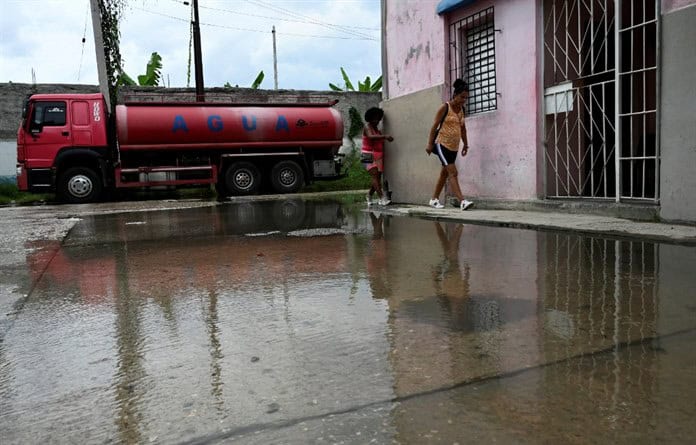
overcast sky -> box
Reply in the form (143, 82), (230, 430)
(0, 0), (382, 91)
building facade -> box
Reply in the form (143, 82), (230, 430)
(380, 0), (696, 223)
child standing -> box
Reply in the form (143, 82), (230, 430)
(361, 107), (394, 206)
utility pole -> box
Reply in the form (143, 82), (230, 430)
(192, 0), (205, 101)
(89, 0), (111, 111)
(272, 26), (278, 89)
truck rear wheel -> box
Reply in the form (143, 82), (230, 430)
(58, 167), (102, 203)
(270, 160), (304, 194)
(225, 161), (261, 195)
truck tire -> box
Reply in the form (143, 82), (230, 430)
(58, 167), (102, 203)
(225, 161), (261, 195)
(270, 160), (304, 194)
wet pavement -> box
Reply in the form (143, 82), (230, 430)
(1, 194), (695, 444)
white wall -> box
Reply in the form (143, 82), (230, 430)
(0, 140), (15, 178)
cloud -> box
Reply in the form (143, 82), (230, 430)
(0, 0), (381, 90)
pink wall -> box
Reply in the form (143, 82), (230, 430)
(453, 0), (541, 199)
(384, 0), (541, 199)
(662, 0), (696, 14)
(384, 1), (446, 98)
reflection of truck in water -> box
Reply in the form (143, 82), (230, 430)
(16, 94), (344, 203)
(27, 200), (356, 302)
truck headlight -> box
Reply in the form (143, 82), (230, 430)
(16, 165), (23, 176)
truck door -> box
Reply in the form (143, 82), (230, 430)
(26, 101), (71, 168)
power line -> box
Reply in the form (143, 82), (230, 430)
(244, 0), (375, 40)
(77, 1), (89, 81)
(165, 0), (379, 32)
(129, 6), (378, 41)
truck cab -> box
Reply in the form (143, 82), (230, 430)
(17, 93), (109, 201)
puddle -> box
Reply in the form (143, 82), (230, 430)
(1, 198), (695, 443)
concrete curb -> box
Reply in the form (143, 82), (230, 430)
(372, 204), (696, 246)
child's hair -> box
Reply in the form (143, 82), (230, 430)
(364, 107), (384, 122)
(452, 79), (469, 96)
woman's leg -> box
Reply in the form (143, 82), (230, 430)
(432, 167), (448, 200)
(445, 164), (464, 201)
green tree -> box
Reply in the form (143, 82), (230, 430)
(329, 67), (382, 92)
(119, 52), (163, 86)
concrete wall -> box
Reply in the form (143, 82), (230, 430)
(659, 4), (696, 223)
(382, 0), (541, 202)
(383, 0), (445, 99)
(381, 85), (446, 204)
(0, 83), (100, 139)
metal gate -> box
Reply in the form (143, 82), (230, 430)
(543, 0), (659, 201)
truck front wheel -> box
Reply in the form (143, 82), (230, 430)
(270, 160), (304, 194)
(225, 161), (261, 195)
(58, 167), (102, 203)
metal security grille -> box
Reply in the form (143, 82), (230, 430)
(541, 234), (659, 405)
(543, 0), (659, 202)
(448, 7), (497, 114)
(617, 1), (659, 200)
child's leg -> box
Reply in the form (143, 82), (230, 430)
(369, 168), (383, 197)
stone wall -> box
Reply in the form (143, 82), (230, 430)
(0, 83), (100, 139)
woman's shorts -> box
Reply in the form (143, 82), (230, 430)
(363, 152), (384, 172)
(434, 143), (457, 166)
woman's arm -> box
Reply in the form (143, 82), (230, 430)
(460, 109), (469, 156)
(426, 104), (447, 154)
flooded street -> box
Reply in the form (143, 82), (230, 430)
(1, 198), (695, 444)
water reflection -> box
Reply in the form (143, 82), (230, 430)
(1, 199), (694, 443)
(365, 211), (389, 300)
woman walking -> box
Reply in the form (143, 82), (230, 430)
(425, 79), (474, 210)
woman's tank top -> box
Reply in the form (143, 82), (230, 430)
(435, 102), (463, 151)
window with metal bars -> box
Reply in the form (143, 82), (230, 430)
(448, 7), (497, 114)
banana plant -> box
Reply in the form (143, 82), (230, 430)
(250, 71), (264, 89)
(119, 52), (163, 86)
(224, 71), (265, 89)
(329, 67), (382, 92)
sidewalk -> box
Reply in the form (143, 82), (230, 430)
(377, 203), (696, 245)
(3, 190), (695, 245)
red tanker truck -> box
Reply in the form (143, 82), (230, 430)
(16, 93), (345, 203)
